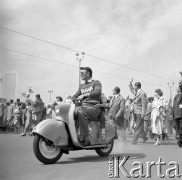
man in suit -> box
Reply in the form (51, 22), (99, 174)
(173, 87), (182, 139)
(129, 79), (148, 144)
(107, 86), (126, 140)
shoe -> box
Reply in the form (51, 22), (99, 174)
(154, 141), (161, 145)
(175, 135), (179, 139)
(21, 133), (26, 136)
(154, 142), (159, 145)
(29, 132), (33, 136)
(81, 140), (91, 147)
(143, 137), (148, 143)
(78, 139), (84, 144)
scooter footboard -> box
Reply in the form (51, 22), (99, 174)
(33, 119), (69, 146)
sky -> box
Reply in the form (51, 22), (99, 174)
(0, 0), (182, 103)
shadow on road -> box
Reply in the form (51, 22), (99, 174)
(46, 153), (146, 165)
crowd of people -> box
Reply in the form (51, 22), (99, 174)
(0, 94), (63, 136)
(0, 67), (182, 147)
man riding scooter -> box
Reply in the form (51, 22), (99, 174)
(72, 67), (102, 146)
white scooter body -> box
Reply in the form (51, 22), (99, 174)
(32, 102), (117, 164)
(33, 102), (116, 148)
(33, 119), (69, 146)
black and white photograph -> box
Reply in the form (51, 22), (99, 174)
(1, 0), (182, 179)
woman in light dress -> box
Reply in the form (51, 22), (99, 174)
(151, 89), (166, 145)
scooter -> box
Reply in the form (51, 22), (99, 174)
(32, 101), (117, 164)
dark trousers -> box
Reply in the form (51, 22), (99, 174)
(175, 118), (181, 136)
(133, 114), (146, 142)
(99, 110), (105, 129)
(144, 120), (150, 137)
(75, 105), (100, 140)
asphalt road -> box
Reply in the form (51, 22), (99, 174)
(0, 133), (182, 180)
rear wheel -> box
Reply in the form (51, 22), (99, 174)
(95, 139), (114, 157)
(33, 135), (63, 164)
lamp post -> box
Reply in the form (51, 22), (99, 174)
(76, 52), (85, 86)
(48, 90), (53, 103)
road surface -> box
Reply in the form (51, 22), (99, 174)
(0, 133), (182, 180)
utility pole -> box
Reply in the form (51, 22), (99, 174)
(48, 90), (53, 103)
(76, 52), (85, 86)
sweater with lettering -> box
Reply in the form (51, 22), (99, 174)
(72, 80), (102, 102)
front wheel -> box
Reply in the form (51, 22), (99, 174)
(95, 139), (114, 157)
(33, 135), (63, 164)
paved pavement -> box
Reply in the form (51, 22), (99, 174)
(0, 133), (182, 180)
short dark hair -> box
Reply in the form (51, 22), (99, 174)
(56, 96), (63, 102)
(16, 99), (20, 102)
(6, 102), (10, 106)
(148, 97), (154, 102)
(21, 102), (26, 109)
(80, 67), (92, 77)
(17, 102), (21, 107)
(155, 89), (163, 97)
(135, 82), (141, 88)
(10, 99), (14, 103)
(116, 89), (120, 94)
(36, 94), (40, 99)
(113, 86), (120, 94)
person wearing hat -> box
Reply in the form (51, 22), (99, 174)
(72, 67), (102, 146)
(129, 79), (148, 144)
(107, 86), (126, 140)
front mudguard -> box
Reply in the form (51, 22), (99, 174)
(32, 119), (69, 146)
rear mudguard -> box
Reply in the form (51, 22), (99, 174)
(32, 119), (69, 146)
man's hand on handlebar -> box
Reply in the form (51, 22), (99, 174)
(77, 93), (90, 101)
(77, 95), (84, 101)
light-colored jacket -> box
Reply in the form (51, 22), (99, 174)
(129, 83), (147, 116)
